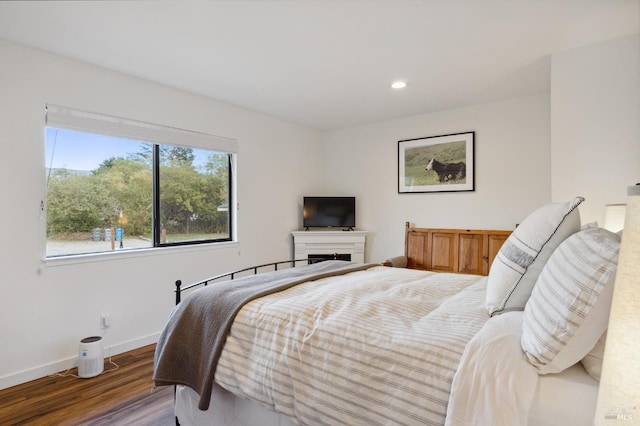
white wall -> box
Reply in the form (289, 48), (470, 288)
(551, 34), (640, 223)
(322, 93), (552, 263)
(0, 40), (323, 389)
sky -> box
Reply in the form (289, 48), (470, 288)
(45, 128), (146, 171)
(45, 127), (214, 172)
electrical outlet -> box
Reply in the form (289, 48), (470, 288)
(101, 313), (111, 328)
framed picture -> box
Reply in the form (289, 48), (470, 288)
(398, 131), (474, 193)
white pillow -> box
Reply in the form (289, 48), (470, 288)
(521, 226), (620, 374)
(486, 196), (584, 316)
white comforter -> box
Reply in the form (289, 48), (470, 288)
(445, 312), (539, 426)
(213, 266), (489, 426)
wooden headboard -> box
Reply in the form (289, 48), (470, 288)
(404, 222), (512, 276)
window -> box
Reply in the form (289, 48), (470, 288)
(45, 105), (236, 258)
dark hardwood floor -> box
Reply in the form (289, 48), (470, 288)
(0, 344), (175, 426)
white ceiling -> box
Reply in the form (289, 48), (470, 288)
(0, 1), (638, 130)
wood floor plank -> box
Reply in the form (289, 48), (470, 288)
(0, 344), (175, 426)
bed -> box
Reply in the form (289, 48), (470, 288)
(154, 196), (619, 426)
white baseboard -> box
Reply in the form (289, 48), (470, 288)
(0, 332), (160, 391)
(105, 332), (160, 358)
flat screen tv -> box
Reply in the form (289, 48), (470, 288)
(303, 196), (355, 230)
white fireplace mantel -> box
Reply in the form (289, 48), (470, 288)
(291, 230), (368, 263)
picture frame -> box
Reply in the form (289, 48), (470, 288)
(398, 131), (474, 193)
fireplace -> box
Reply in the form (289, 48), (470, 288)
(308, 253), (352, 263)
(291, 230), (368, 263)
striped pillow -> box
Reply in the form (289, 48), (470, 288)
(521, 226), (620, 374)
(486, 196), (584, 316)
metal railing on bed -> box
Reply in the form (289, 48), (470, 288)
(174, 258), (312, 305)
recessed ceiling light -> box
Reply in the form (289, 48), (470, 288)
(391, 81), (407, 89)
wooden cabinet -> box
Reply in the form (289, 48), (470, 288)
(404, 223), (511, 276)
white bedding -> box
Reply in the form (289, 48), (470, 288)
(215, 266), (488, 426)
(445, 312), (539, 425)
(176, 382), (297, 426)
(445, 311), (599, 426)
(528, 363), (599, 426)
(176, 361), (598, 426)
(173, 266), (599, 426)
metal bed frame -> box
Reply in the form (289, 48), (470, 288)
(174, 258), (312, 305)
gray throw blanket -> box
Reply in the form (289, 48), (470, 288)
(153, 260), (375, 410)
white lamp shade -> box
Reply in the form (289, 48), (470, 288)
(603, 204), (627, 233)
(594, 185), (640, 424)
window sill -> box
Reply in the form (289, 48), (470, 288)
(44, 240), (239, 268)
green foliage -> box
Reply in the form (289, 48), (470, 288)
(162, 146), (195, 167)
(46, 149), (230, 240)
(128, 145), (196, 168)
(46, 171), (114, 234)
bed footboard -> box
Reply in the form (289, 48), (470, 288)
(174, 258), (311, 305)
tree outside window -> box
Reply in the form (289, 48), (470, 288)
(45, 127), (232, 257)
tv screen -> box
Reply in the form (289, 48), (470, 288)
(303, 196), (355, 229)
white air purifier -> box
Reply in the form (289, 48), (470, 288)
(78, 336), (104, 378)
